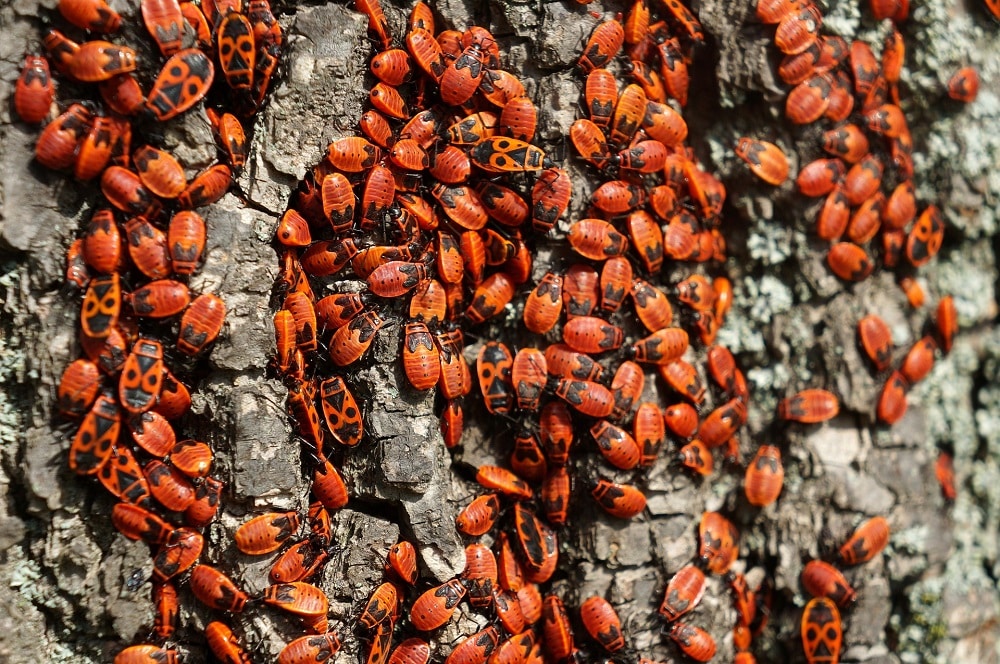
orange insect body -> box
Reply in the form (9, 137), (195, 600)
(801, 597), (842, 664)
(838, 516), (890, 566)
(660, 563), (706, 622)
(802, 560), (857, 607)
(735, 138), (789, 185)
(410, 579), (466, 631)
(778, 389), (839, 423)
(744, 445), (784, 507)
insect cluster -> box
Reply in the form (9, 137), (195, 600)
(16, 0), (291, 660)
(738, 0), (974, 429)
(13, 0), (983, 659)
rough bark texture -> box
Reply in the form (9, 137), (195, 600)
(1, 0), (999, 663)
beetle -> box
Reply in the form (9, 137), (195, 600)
(234, 511), (300, 555)
(141, 0), (185, 56)
(386, 541), (418, 585)
(822, 124), (869, 164)
(164, 210), (206, 275)
(796, 158), (845, 197)
(410, 579), (466, 631)
(531, 167), (572, 233)
(539, 464), (569, 525)
(657, 37), (689, 106)
(735, 138), (789, 185)
(858, 314), (893, 371)
(668, 622), (717, 663)
(839, 515), (891, 566)
(570, 117), (612, 169)
(456, 493), (500, 536)
(360, 581), (399, 629)
(563, 316), (624, 354)
(827, 242), (873, 281)
(114, 645), (180, 664)
(541, 595), (575, 661)
(97, 72), (146, 117)
(802, 560), (857, 607)
(660, 359), (706, 405)
(778, 389), (839, 423)
(329, 311), (386, 366)
(815, 187), (850, 241)
(312, 457), (349, 510)
(177, 163), (231, 209)
(610, 360), (644, 421)
(82, 209), (121, 275)
(14, 55), (55, 124)
(677, 439), (713, 476)
(387, 639), (430, 664)
(906, 205), (944, 267)
(465, 272), (515, 325)
(512, 502), (558, 581)
(744, 445), (784, 507)
(578, 18), (624, 73)
(659, 563), (706, 622)
(785, 73), (832, 124)
(124, 216), (170, 280)
(579, 596), (625, 653)
(69, 395), (121, 475)
(476, 341), (514, 415)
(699, 511), (740, 574)
(459, 542), (498, 609)
(189, 565), (249, 613)
(631, 279), (674, 332)
(936, 295), (958, 353)
(947, 66), (979, 103)
(801, 597), (842, 664)
(476, 465), (532, 500)
(263, 581), (330, 623)
(446, 626), (499, 664)
(843, 154), (883, 205)
(111, 502), (173, 545)
(608, 84), (647, 147)
(876, 371), (910, 425)
(630, 327), (689, 365)
(118, 339), (164, 414)
(146, 48), (214, 121)
(177, 293), (226, 355)
(522, 272), (563, 335)
(469, 136), (547, 173)
(129, 410), (177, 457)
(492, 587), (528, 636)
(590, 420), (641, 470)
(57, 359), (102, 419)
(882, 181), (917, 231)
(568, 219), (628, 260)
(632, 401), (665, 466)
(539, 401), (573, 466)
(270, 540), (329, 584)
(168, 439), (212, 478)
(184, 479), (223, 528)
(68, 40), (136, 82)
(279, 633), (342, 664)
(585, 67), (617, 127)
(590, 478), (646, 519)
(402, 321), (440, 391)
(144, 459), (195, 511)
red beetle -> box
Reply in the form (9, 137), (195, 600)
(744, 445), (784, 507)
(409, 579), (466, 631)
(778, 389), (839, 423)
(801, 598), (842, 664)
(659, 563), (706, 622)
(580, 596), (625, 653)
(802, 560), (857, 606)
